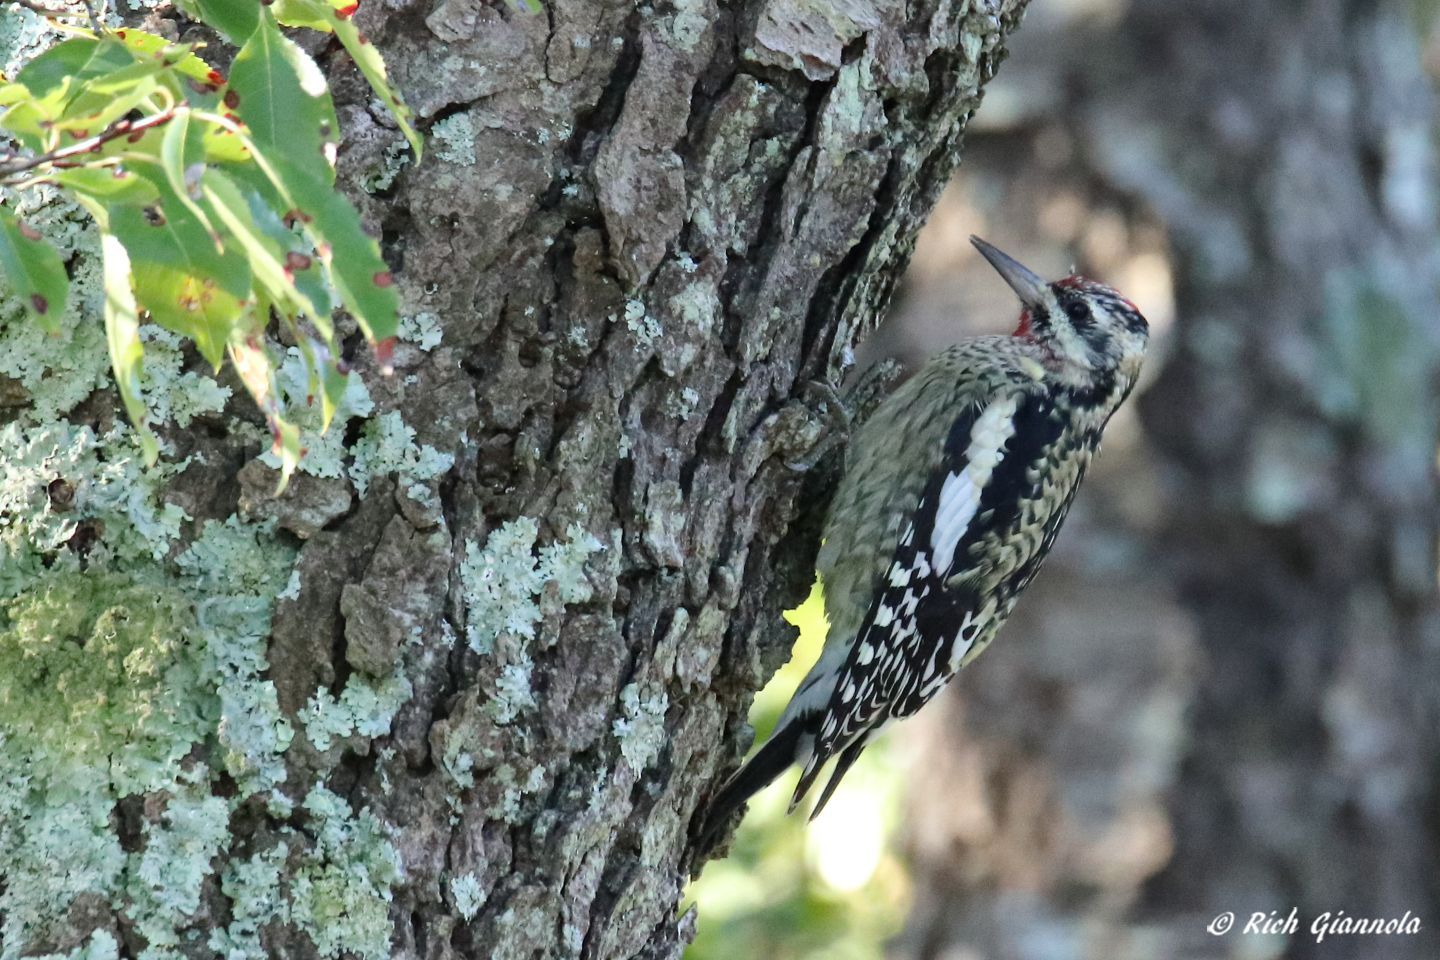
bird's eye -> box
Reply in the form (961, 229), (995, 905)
(1064, 300), (1093, 326)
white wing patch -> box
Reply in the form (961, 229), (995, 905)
(931, 396), (1019, 575)
(947, 607), (989, 672)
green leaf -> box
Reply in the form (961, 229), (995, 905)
(317, 340), (350, 429)
(110, 162), (250, 297)
(113, 28), (226, 88)
(129, 261), (245, 368)
(109, 164), (251, 367)
(97, 230), (160, 463)
(272, 0), (422, 160)
(229, 326), (303, 489)
(49, 165), (161, 206)
(109, 31), (237, 161)
(64, 78), (159, 141)
(0, 83), (73, 149)
(59, 58), (167, 137)
(287, 331), (349, 431)
(15, 37), (134, 101)
(277, 157), (398, 346)
(69, 191), (109, 230)
(172, 0), (262, 46)
(198, 168), (322, 324)
(223, 152), (396, 347)
(201, 119), (253, 164)
(233, 178), (333, 322)
(4, 38), (139, 148)
(158, 110), (223, 249)
(269, 0), (345, 30)
(0, 208), (69, 333)
(330, 20), (422, 160)
(228, 9), (339, 185)
(0, 83), (29, 108)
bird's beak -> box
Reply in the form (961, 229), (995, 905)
(970, 236), (1048, 309)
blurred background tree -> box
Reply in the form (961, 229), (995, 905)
(688, 1), (1440, 958)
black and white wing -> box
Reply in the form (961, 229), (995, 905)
(793, 387), (1080, 815)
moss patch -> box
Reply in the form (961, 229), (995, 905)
(0, 572), (212, 795)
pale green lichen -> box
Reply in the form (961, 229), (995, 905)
(177, 516), (295, 595)
(665, 0), (708, 52)
(443, 747), (477, 789)
(0, 755), (127, 958)
(0, 505), (304, 956)
(127, 785), (232, 960)
(290, 786), (403, 960)
(432, 112), (477, 166)
(451, 873), (486, 921)
(0, 7), (54, 76)
(200, 575), (295, 799)
(492, 659), (537, 723)
(136, 327), (233, 429)
(399, 311), (444, 351)
(302, 670), (414, 751)
(159, 783), (399, 960)
(302, 689), (358, 752)
(0, 573), (214, 957)
(27, 930), (121, 960)
(0, 423), (187, 594)
(664, 268), (719, 357)
(0, 172), (240, 950)
(0, 573), (211, 792)
(458, 517), (604, 653)
(666, 386), (701, 419)
(483, 760), (550, 823)
(208, 844), (290, 960)
(257, 349), (375, 480)
(181, 518), (298, 797)
(278, 569), (303, 600)
(817, 54), (878, 146)
(360, 137), (413, 193)
(349, 409), (454, 498)
(624, 298), (663, 346)
(83, 933), (122, 960)
(612, 682), (669, 771)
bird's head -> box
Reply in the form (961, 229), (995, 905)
(970, 236), (1149, 384)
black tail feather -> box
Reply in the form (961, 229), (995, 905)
(806, 736), (865, 821)
(696, 719), (804, 854)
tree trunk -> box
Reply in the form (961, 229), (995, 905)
(0, 1), (1030, 958)
(894, 1), (1440, 958)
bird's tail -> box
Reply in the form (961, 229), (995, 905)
(695, 717), (808, 853)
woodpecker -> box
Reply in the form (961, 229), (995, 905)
(700, 237), (1149, 848)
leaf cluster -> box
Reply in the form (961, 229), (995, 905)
(0, 0), (422, 484)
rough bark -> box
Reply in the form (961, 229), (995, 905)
(0, 1), (1032, 958)
(894, 1), (1440, 958)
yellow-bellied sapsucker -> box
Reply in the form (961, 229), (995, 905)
(701, 237), (1149, 845)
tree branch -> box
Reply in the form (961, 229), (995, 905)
(77, 0), (103, 35)
(0, 107), (176, 182)
(7, 0), (98, 29)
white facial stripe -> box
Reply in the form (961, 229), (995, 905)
(931, 396), (1019, 575)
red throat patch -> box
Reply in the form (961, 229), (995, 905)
(1013, 309), (1033, 339)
